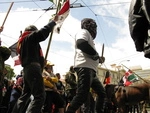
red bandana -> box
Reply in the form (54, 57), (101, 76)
(17, 31), (31, 54)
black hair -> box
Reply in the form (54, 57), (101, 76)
(81, 18), (97, 39)
(24, 25), (38, 31)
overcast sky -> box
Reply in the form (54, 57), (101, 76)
(1, 0), (150, 76)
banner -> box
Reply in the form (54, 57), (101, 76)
(123, 70), (139, 86)
(54, 0), (70, 33)
(9, 42), (21, 66)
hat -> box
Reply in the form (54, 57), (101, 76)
(46, 61), (54, 67)
(24, 25), (38, 31)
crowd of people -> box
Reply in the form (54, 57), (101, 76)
(0, 64), (99, 113)
(0, 0), (150, 112)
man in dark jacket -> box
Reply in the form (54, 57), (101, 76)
(12, 15), (58, 113)
(129, 0), (150, 58)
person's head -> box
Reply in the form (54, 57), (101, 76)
(69, 66), (75, 73)
(24, 25), (38, 32)
(45, 61), (54, 73)
(81, 18), (97, 39)
(56, 73), (61, 79)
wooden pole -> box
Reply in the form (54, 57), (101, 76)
(44, 0), (61, 61)
(2, 2), (14, 27)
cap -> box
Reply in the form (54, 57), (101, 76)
(46, 61), (54, 67)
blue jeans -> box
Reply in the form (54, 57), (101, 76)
(66, 67), (106, 113)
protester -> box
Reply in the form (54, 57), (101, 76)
(7, 70), (24, 113)
(65, 66), (80, 113)
(42, 61), (65, 113)
(65, 18), (106, 113)
(0, 46), (11, 107)
(55, 73), (66, 113)
(55, 73), (65, 100)
(12, 15), (58, 113)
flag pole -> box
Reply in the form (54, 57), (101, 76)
(101, 43), (104, 57)
(44, 0), (61, 61)
(2, 2), (14, 27)
(121, 64), (149, 83)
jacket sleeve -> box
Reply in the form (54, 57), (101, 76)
(43, 77), (54, 88)
(77, 39), (97, 55)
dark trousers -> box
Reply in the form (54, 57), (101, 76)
(12, 64), (45, 113)
(43, 91), (65, 113)
(66, 67), (106, 113)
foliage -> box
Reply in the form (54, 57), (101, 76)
(4, 64), (15, 80)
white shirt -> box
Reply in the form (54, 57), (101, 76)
(74, 29), (99, 72)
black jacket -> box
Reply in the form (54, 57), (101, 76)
(20, 21), (56, 68)
(129, 0), (150, 52)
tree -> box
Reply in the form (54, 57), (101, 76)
(4, 64), (15, 80)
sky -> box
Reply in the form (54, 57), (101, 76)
(0, 0), (150, 77)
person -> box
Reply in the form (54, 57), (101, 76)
(7, 70), (24, 113)
(128, 0), (150, 58)
(12, 15), (58, 113)
(54, 73), (66, 113)
(0, 47), (11, 107)
(65, 18), (106, 113)
(65, 66), (80, 113)
(42, 61), (65, 113)
(55, 73), (65, 101)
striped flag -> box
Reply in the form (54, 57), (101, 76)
(54, 0), (70, 33)
(123, 70), (138, 86)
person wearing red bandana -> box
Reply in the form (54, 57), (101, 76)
(12, 15), (58, 113)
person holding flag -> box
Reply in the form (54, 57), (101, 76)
(11, 15), (58, 113)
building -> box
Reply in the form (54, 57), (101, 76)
(97, 65), (150, 85)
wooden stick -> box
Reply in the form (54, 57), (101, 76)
(2, 2), (14, 27)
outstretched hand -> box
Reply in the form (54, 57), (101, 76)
(53, 15), (59, 23)
(0, 26), (3, 33)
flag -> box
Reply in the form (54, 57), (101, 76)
(125, 70), (138, 82)
(54, 0), (70, 33)
(103, 70), (111, 85)
(123, 70), (139, 86)
(49, 0), (58, 5)
(49, 0), (66, 9)
(122, 76), (132, 86)
(9, 42), (21, 66)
